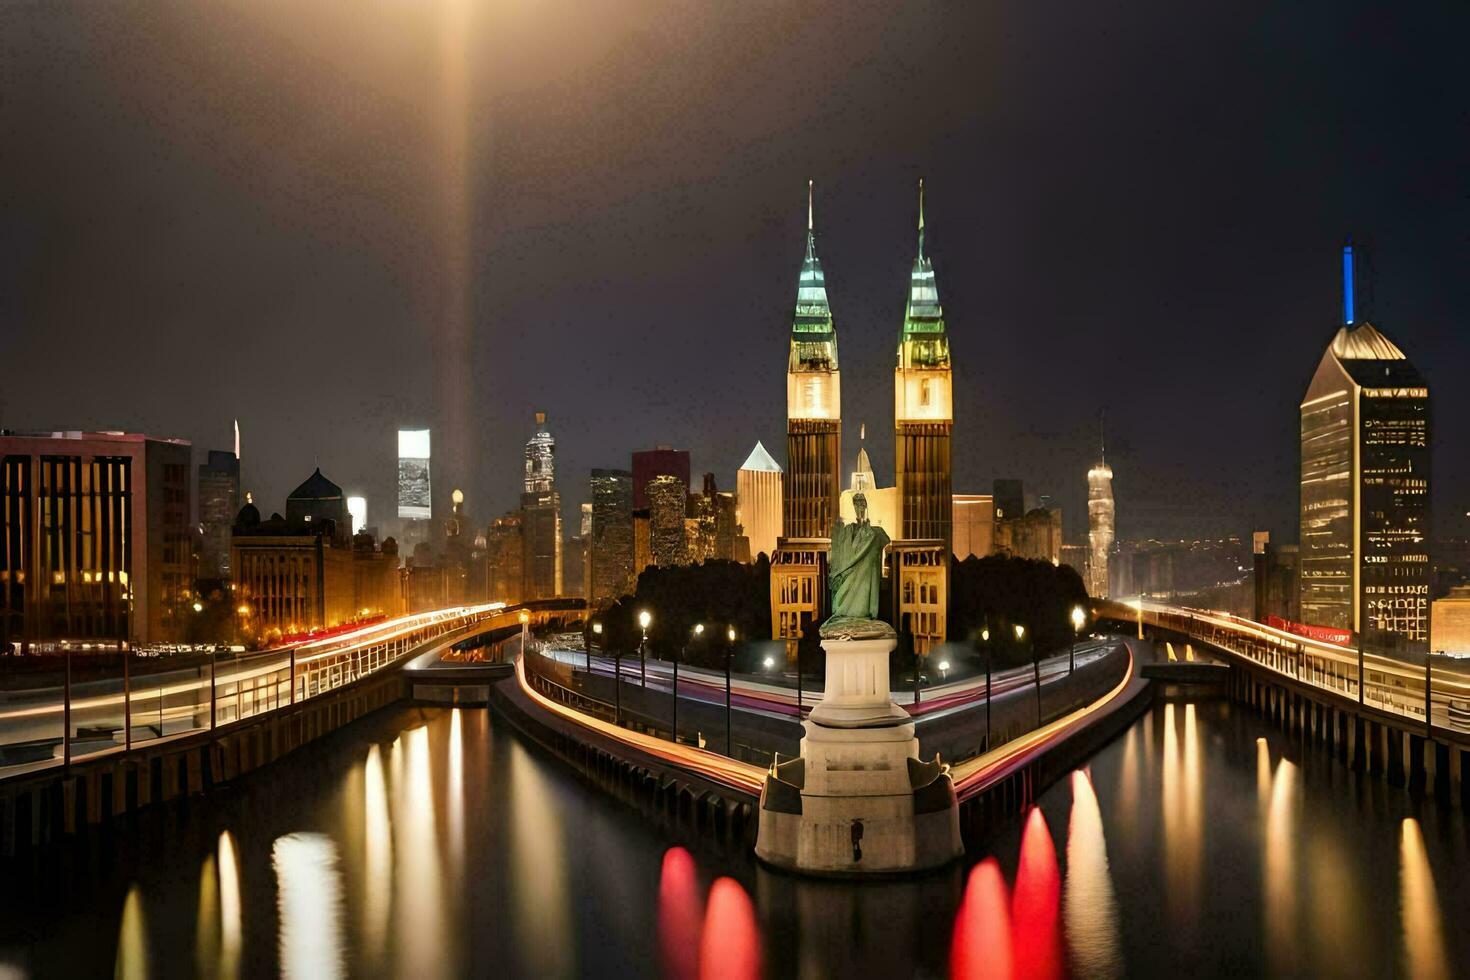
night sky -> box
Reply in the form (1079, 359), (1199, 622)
(2, 1), (1466, 545)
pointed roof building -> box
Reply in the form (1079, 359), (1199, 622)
(790, 179), (838, 373)
(740, 440), (783, 473)
(898, 178), (950, 369)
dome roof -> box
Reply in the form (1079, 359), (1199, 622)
(235, 501), (260, 526)
(288, 467), (343, 501)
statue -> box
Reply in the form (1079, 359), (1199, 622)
(821, 492), (895, 639)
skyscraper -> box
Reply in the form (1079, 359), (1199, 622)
(590, 469), (634, 605)
(647, 474), (687, 567)
(1087, 425), (1115, 599)
(784, 180), (842, 538)
(894, 179), (953, 549)
(631, 448), (690, 511)
(520, 412), (562, 599)
(736, 441), (782, 561)
(1300, 244), (1430, 652)
(198, 448), (240, 580)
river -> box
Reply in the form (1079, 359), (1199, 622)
(1, 694), (1466, 978)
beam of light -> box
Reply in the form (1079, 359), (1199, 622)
(659, 847), (704, 980)
(1263, 760), (1298, 976)
(698, 878), (762, 980)
(508, 737), (573, 978)
(1065, 771), (1123, 979)
(1400, 818), (1449, 980)
(115, 884), (150, 980)
(272, 833), (346, 980)
(433, 0), (473, 493)
(363, 743), (392, 961)
(1012, 808), (1062, 980)
(219, 831), (242, 980)
(949, 857), (1012, 980)
(395, 726), (448, 978)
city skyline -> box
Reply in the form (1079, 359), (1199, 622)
(2, 2), (1466, 547)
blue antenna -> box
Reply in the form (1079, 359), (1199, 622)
(1342, 242), (1356, 325)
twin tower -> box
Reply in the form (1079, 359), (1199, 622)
(773, 180), (953, 654)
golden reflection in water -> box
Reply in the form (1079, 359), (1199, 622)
(363, 743), (392, 960)
(1400, 818), (1449, 980)
(1306, 832), (1362, 977)
(448, 708), (465, 873)
(395, 726), (448, 978)
(115, 884), (150, 980)
(1117, 727), (1138, 827)
(1263, 760), (1298, 976)
(1065, 770), (1123, 979)
(1160, 703), (1202, 930)
(1256, 738), (1270, 816)
(508, 738), (574, 977)
(196, 854), (219, 976)
(218, 831), (242, 980)
(273, 833), (346, 980)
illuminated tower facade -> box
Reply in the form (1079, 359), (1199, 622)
(784, 181), (842, 539)
(1086, 427), (1114, 599)
(1299, 244), (1430, 653)
(521, 411), (563, 599)
(891, 180), (951, 653)
(894, 180), (952, 548)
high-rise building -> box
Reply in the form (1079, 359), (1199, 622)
(286, 468), (351, 546)
(198, 448), (240, 580)
(894, 179), (953, 550)
(520, 412), (562, 599)
(784, 180), (842, 539)
(1299, 244), (1430, 652)
(993, 479), (1025, 522)
(631, 448), (690, 511)
(647, 474), (687, 567)
(590, 469), (634, 605)
(890, 180), (952, 653)
(994, 508), (1063, 565)
(487, 512), (523, 604)
(0, 431), (192, 649)
(736, 441), (782, 561)
(1087, 435), (1115, 598)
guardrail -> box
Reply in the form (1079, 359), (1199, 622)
(0, 599), (585, 781)
(1102, 598), (1470, 741)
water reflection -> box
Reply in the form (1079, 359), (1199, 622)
(698, 878), (761, 980)
(1263, 760), (1297, 975)
(950, 858), (1012, 980)
(1013, 808), (1062, 980)
(395, 726), (449, 978)
(196, 853), (218, 975)
(273, 833), (346, 979)
(196, 831), (242, 980)
(447, 708), (465, 873)
(1064, 771), (1122, 979)
(114, 884), (149, 980)
(658, 847), (703, 980)
(1160, 702), (1202, 932)
(362, 743), (392, 960)
(1400, 818), (1449, 980)
(507, 737), (572, 977)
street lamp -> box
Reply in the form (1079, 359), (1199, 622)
(674, 623), (702, 744)
(519, 610), (530, 656)
(938, 659), (950, 682)
(1017, 622), (1041, 729)
(638, 610), (651, 687)
(981, 625), (992, 750)
(725, 626), (736, 756)
(588, 620), (601, 671)
(1070, 605), (1086, 673)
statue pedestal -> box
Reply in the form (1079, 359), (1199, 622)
(755, 637), (963, 875)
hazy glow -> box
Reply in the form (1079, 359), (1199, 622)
(1263, 760), (1298, 975)
(1400, 818), (1448, 980)
(950, 858), (1012, 980)
(697, 878), (761, 980)
(363, 743), (392, 958)
(658, 847), (703, 980)
(272, 833), (346, 980)
(1065, 770), (1123, 978)
(115, 884), (150, 980)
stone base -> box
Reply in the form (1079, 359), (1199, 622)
(754, 636), (963, 875)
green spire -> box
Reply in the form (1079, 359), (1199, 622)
(791, 179), (838, 372)
(899, 178), (949, 368)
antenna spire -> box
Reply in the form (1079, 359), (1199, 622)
(807, 179), (814, 233)
(1099, 408), (1107, 465)
(917, 178), (926, 259)
(1342, 238), (1356, 325)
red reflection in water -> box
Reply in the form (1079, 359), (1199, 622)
(659, 847), (703, 980)
(698, 877), (762, 980)
(950, 858), (1013, 980)
(1012, 807), (1062, 980)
